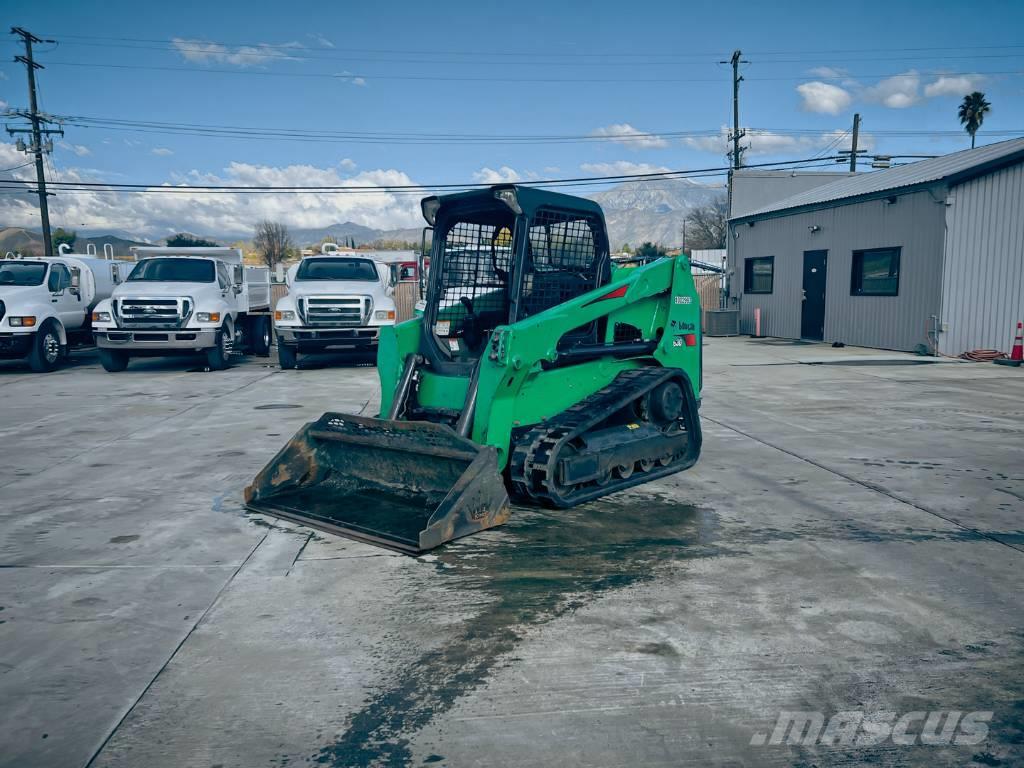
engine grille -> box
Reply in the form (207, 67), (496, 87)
(299, 296), (370, 326)
(117, 297), (191, 329)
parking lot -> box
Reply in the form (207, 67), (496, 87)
(2, 337), (1022, 768)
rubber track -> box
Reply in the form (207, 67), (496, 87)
(509, 367), (698, 508)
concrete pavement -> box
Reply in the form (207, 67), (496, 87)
(1, 340), (1021, 767)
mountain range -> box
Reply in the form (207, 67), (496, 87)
(1, 179), (724, 255)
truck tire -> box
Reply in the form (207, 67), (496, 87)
(205, 322), (233, 371)
(99, 349), (130, 372)
(28, 321), (63, 373)
(251, 315), (271, 357)
(278, 342), (298, 369)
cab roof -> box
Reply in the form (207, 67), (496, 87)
(424, 184), (605, 221)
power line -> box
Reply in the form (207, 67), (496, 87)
(0, 157), (858, 197)
(30, 114), (1024, 145)
(8, 38), (1024, 67)
(36, 60), (1024, 84)
(27, 33), (1024, 58)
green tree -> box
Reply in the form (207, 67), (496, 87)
(620, 243), (633, 254)
(51, 227), (77, 252)
(635, 242), (668, 262)
(958, 91), (991, 149)
(166, 233), (219, 247)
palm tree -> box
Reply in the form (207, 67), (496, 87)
(958, 92), (991, 149)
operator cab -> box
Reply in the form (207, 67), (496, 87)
(421, 185), (610, 373)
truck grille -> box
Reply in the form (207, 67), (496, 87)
(300, 296), (370, 326)
(117, 297), (191, 329)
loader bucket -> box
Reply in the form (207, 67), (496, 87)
(244, 412), (510, 554)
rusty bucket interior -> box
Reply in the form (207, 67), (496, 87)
(244, 412), (510, 554)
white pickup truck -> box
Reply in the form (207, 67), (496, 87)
(0, 244), (131, 372)
(273, 246), (404, 368)
(91, 246), (272, 372)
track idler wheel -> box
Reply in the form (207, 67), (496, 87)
(649, 381), (684, 427)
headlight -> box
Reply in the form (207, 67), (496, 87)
(9, 316), (36, 327)
(196, 312), (221, 323)
(92, 311), (111, 323)
(374, 310), (396, 321)
(275, 310), (295, 321)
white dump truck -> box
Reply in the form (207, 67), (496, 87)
(273, 245), (407, 368)
(0, 244), (131, 372)
(91, 246), (271, 372)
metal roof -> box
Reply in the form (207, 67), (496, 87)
(733, 137), (1024, 220)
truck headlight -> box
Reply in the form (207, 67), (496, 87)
(92, 311), (111, 323)
(8, 316), (36, 327)
(374, 310), (396, 321)
(275, 310), (295, 321)
(196, 312), (221, 323)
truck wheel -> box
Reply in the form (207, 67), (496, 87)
(251, 316), (271, 357)
(28, 321), (63, 373)
(205, 323), (233, 371)
(278, 343), (298, 370)
(99, 349), (130, 372)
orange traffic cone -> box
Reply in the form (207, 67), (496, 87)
(1012, 321), (1024, 362)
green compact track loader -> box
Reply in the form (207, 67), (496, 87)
(245, 185), (703, 553)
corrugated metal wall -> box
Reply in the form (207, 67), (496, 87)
(940, 162), (1024, 356)
(728, 189), (946, 350)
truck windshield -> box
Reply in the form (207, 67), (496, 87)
(127, 258), (216, 283)
(296, 258), (378, 282)
(0, 262), (47, 286)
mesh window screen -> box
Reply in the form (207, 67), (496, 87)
(437, 221), (513, 339)
(521, 209), (601, 318)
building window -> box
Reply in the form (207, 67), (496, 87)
(744, 256), (774, 294)
(851, 247), (901, 296)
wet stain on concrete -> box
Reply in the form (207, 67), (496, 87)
(314, 495), (719, 767)
(108, 534), (140, 544)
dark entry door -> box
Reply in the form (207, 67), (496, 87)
(801, 250), (828, 340)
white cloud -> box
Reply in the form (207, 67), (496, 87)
(58, 141), (91, 157)
(543, 166), (560, 174)
(924, 74), (985, 98)
(863, 71), (920, 109)
(338, 158), (357, 170)
(683, 126), (872, 158)
(796, 82), (853, 115)
(579, 161), (671, 176)
(807, 66), (847, 79)
(472, 166), (521, 184)
(307, 33), (335, 49)
(683, 128), (805, 156)
(151, 147), (174, 156)
(335, 70), (367, 86)
(171, 38), (302, 68)
(0, 99), (8, 111)
(0, 71), (8, 81)
(590, 123), (669, 150)
(0, 142), (423, 238)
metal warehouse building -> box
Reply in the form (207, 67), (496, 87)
(727, 138), (1024, 354)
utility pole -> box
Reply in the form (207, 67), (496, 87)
(721, 50), (749, 170)
(8, 27), (63, 258)
(720, 50), (749, 217)
(849, 113), (861, 173)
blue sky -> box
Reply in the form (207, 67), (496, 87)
(1, 0), (1022, 237)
